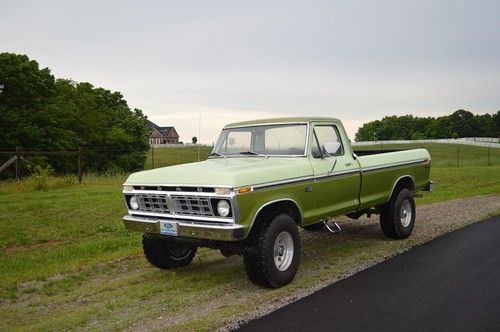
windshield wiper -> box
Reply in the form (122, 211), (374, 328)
(239, 151), (262, 155)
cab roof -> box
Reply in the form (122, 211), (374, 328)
(225, 117), (341, 128)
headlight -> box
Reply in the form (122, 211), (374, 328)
(129, 196), (139, 210)
(217, 200), (230, 217)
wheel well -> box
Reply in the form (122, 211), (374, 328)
(390, 176), (415, 200)
(247, 200), (302, 240)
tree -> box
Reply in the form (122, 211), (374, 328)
(0, 53), (57, 151)
(449, 110), (480, 137)
(192, 136), (198, 144)
(493, 111), (500, 138)
(355, 110), (498, 141)
(0, 53), (150, 174)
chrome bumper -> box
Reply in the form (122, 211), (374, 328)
(123, 215), (245, 241)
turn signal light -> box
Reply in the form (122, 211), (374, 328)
(238, 187), (252, 194)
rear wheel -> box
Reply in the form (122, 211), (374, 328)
(142, 234), (197, 269)
(244, 214), (301, 288)
(380, 188), (415, 239)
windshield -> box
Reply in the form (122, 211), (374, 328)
(211, 124), (307, 157)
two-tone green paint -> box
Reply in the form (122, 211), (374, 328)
(123, 117), (431, 240)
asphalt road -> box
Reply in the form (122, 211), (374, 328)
(238, 215), (500, 332)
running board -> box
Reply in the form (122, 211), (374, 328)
(323, 220), (342, 234)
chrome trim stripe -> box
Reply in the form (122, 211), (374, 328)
(123, 183), (232, 188)
(314, 169), (360, 181)
(123, 189), (230, 198)
(129, 210), (235, 223)
(252, 175), (314, 190)
(251, 169), (359, 191)
(360, 159), (427, 173)
(225, 121), (308, 129)
(248, 159), (425, 191)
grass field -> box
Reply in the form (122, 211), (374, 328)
(0, 144), (499, 330)
(146, 143), (500, 169)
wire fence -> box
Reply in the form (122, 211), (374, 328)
(1, 140), (499, 182)
(352, 137), (500, 148)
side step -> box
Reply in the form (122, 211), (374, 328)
(323, 220), (342, 234)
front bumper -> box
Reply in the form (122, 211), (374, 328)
(123, 215), (245, 241)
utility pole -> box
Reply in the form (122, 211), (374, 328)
(197, 109), (201, 162)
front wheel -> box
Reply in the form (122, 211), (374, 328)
(142, 234), (197, 269)
(379, 188), (416, 239)
(243, 214), (301, 288)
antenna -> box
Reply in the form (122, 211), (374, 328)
(197, 108), (201, 161)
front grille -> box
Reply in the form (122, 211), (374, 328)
(170, 195), (214, 216)
(136, 194), (170, 213)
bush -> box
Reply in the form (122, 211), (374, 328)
(29, 165), (54, 191)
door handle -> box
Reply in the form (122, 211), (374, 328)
(345, 162), (352, 166)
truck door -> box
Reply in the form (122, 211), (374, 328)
(309, 123), (361, 218)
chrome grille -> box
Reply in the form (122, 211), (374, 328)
(170, 195), (214, 216)
(136, 194), (170, 213)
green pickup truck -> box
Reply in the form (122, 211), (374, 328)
(122, 117), (432, 288)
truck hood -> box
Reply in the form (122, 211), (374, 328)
(125, 157), (313, 188)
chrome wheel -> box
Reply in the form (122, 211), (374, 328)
(273, 231), (294, 271)
(400, 200), (412, 228)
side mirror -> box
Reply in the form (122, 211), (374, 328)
(323, 141), (341, 156)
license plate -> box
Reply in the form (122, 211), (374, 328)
(160, 220), (178, 236)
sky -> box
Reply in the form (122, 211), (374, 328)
(1, 0), (499, 143)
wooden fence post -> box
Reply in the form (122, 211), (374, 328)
(77, 146), (83, 184)
(151, 146), (155, 169)
(15, 146), (20, 181)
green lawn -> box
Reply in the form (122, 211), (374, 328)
(145, 143), (500, 169)
(353, 142), (500, 168)
(145, 146), (213, 169)
(0, 145), (499, 330)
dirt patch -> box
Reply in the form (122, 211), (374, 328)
(2, 240), (64, 255)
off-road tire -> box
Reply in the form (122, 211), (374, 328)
(243, 214), (301, 288)
(303, 222), (324, 231)
(142, 234), (197, 269)
(380, 188), (416, 239)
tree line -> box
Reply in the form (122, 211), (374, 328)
(355, 110), (500, 141)
(0, 53), (150, 175)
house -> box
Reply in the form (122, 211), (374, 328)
(146, 120), (180, 144)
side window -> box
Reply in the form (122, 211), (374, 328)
(312, 125), (344, 158)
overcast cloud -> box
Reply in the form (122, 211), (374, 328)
(1, 0), (499, 142)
